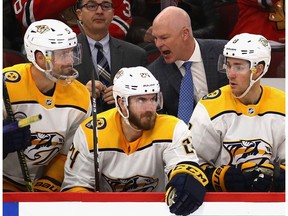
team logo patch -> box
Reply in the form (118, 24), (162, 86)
(202, 89), (221, 100)
(46, 99), (53, 106)
(97, 117), (107, 130)
(223, 139), (272, 164)
(26, 132), (64, 165)
(248, 107), (255, 114)
(85, 119), (93, 129)
(103, 174), (159, 192)
(3, 71), (21, 82)
(36, 24), (51, 34)
(85, 118), (107, 130)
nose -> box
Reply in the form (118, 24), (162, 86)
(154, 38), (163, 49)
(226, 69), (237, 79)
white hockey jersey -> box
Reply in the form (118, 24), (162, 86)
(190, 85), (285, 167)
(3, 64), (92, 188)
(62, 108), (199, 192)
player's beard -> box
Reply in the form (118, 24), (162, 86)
(128, 110), (156, 130)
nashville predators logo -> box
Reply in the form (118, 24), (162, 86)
(36, 25), (51, 34)
(103, 174), (159, 192)
(223, 139), (272, 164)
(202, 89), (221, 100)
(25, 132), (65, 165)
(3, 71), (21, 82)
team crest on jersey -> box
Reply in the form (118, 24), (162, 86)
(103, 174), (159, 192)
(3, 71), (21, 82)
(26, 132), (65, 165)
(223, 139), (272, 164)
(202, 89), (221, 100)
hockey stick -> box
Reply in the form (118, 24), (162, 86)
(3, 75), (34, 192)
(77, 20), (100, 192)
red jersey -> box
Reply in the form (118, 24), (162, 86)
(12, 0), (132, 39)
(229, 0), (285, 42)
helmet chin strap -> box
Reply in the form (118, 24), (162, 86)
(233, 68), (262, 99)
(34, 61), (58, 83)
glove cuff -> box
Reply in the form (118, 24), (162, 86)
(169, 162), (208, 187)
(33, 176), (61, 192)
(212, 165), (230, 191)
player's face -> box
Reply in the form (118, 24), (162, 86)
(51, 48), (75, 75)
(128, 94), (157, 130)
(226, 58), (251, 97)
(76, 0), (114, 36)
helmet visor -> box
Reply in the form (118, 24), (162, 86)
(45, 44), (82, 84)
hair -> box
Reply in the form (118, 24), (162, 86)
(76, 0), (82, 9)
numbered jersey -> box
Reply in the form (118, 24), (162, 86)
(190, 85), (285, 166)
(62, 108), (199, 192)
(12, 0), (132, 39)
(3, 64), (92, 187)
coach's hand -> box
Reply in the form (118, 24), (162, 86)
(85, 80), (106, 98)
(165, 163), (208, 215)
(3, 120), (31, 159)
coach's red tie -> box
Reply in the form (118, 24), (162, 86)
(177, 61), (194, 124)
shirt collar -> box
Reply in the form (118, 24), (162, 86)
(175, 39), (202, 69)
(86, 34), (110, 51)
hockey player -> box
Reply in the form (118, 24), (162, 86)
(62, 66), (208, 215)
(189, 33), (285, 192)
(3, 19), (92, 192)
(12, 0), (132, 40)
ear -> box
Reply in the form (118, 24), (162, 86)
(35, 52), (46, 67)
(182, 26), (190, 40)
(76, 9), (82, 21)
(118, 97), (128, 116)
(252, 64), (264, 79)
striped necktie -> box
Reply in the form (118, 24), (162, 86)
(177, 61), (194, 124)
(95, 42), (111, 85)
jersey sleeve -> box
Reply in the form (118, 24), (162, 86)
(61, 120), (95, 192)
(60, 97), (92, 155)
(189, 102), (222, 166)
(163, 120), (200, 174)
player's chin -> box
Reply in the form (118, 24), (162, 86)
(141, 117), (156, 130)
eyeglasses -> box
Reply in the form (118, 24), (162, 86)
(80, 1), (113, 11)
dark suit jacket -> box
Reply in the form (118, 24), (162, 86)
(147, 38), (229, 116)
(75, 33), (148, 112)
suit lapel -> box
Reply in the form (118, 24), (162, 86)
(159, 57), (182, 94)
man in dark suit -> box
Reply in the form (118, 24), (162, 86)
(148, 6), (228, 117)
(75, 0), (148, 112)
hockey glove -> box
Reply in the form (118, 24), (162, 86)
(245, 163), (274, 192)
(33, 176), (61, 192)
(165, 162), (208, 216)
(211, 162), (274, 192)
(3, 119), (31, 159)
(33, 154), (66, 192)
